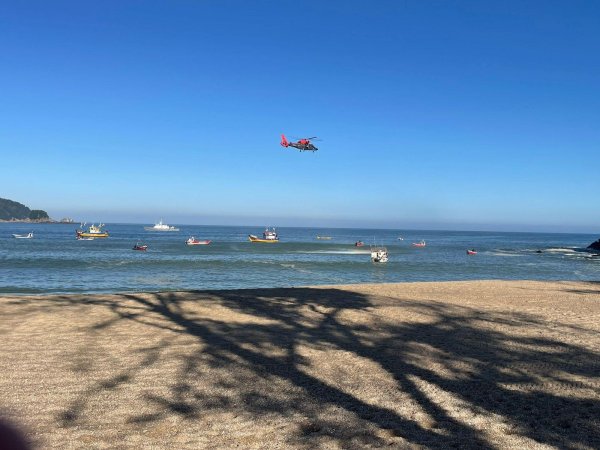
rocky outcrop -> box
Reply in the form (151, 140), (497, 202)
(587, 239), (600, 252)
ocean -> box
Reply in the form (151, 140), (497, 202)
(1, 223), (598, 294)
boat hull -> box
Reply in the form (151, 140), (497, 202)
(248, 235), (278, 243)
(77, 232), (109, 238)
(371, 256), (388, 263)
(186, 240), (211, 245)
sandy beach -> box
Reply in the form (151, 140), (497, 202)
(1, 280), (599, 449)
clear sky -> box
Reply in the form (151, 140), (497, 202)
(1, 1), (599, 232)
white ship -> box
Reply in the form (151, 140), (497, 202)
(144, 219), (179, 232)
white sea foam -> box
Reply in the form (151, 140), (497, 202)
(544, 248), (578, 254)
(487, 250), (522, 257)
(280, 263), (314, 275)
(295, 250), (371, 255)
(114, 260), (129, 266)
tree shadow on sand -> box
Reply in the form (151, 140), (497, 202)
(51, 286), (600, 448)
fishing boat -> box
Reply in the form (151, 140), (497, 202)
(248, 227), (279, 243)
(12, 232), (33, 239)
(412, 240), (426, 247)
(355, 241), (364, 247)
(370, 246), (388, 263)
(316, 236), (332, 240)
(76, 223), (109, 238)
(133, 242), (148, 251)
(144, 219), (179, 232)
(186, 237), (211, 245)
(466, 249), (477, 255)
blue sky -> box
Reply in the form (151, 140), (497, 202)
(1, 1), (599, 232)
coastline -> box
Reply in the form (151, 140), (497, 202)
(0, 219), (74, 224)
(1, 280), (599, 448)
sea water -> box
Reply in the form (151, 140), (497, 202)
(0, 223), (598, 294)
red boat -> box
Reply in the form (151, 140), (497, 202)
(466, 249), (477, 255)
(133, 243), (148, 251)
(186, 237), (211, 246)
(355, 241), (364, 247)
(412, 240), (426, 247)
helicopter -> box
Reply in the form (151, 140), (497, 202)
(280, 134), (319, 152)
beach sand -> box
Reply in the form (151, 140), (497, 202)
(1, 280), (599, 449)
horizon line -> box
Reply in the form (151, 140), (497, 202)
(2, 221), (596, 236)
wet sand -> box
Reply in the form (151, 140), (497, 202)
(1, 280), (599, 449)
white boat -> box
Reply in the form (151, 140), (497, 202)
(370, 246), (388, 263)
(144, 219), (179, 232)
(13, 232), (33, 239)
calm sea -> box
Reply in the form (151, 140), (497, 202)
(0, 223), (598, 294)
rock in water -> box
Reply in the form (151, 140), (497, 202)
(587, 239), (600, 251)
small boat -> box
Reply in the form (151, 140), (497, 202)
(316, 236), (332, 240)
(412, 240), (426, 247)
(144, 219), (179, 232)
(466, 249), (477, 255)
(186, 237), (211, 245)
(249, 227), (279, 243)
(371, 246), (388, 263)
(76, 223), (109, 238)
(133, 243), (148, 251)
(355, 241), (365, 247)
(397, 237), (404, 241)
(13, 232), (33, 239)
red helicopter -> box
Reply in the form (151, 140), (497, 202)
(280, 134), (319, 152)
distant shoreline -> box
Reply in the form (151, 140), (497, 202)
(0, 219), (75, 224)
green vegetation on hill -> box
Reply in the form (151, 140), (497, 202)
(29, 209), (50, 220)
(0, 198), (49, 221)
